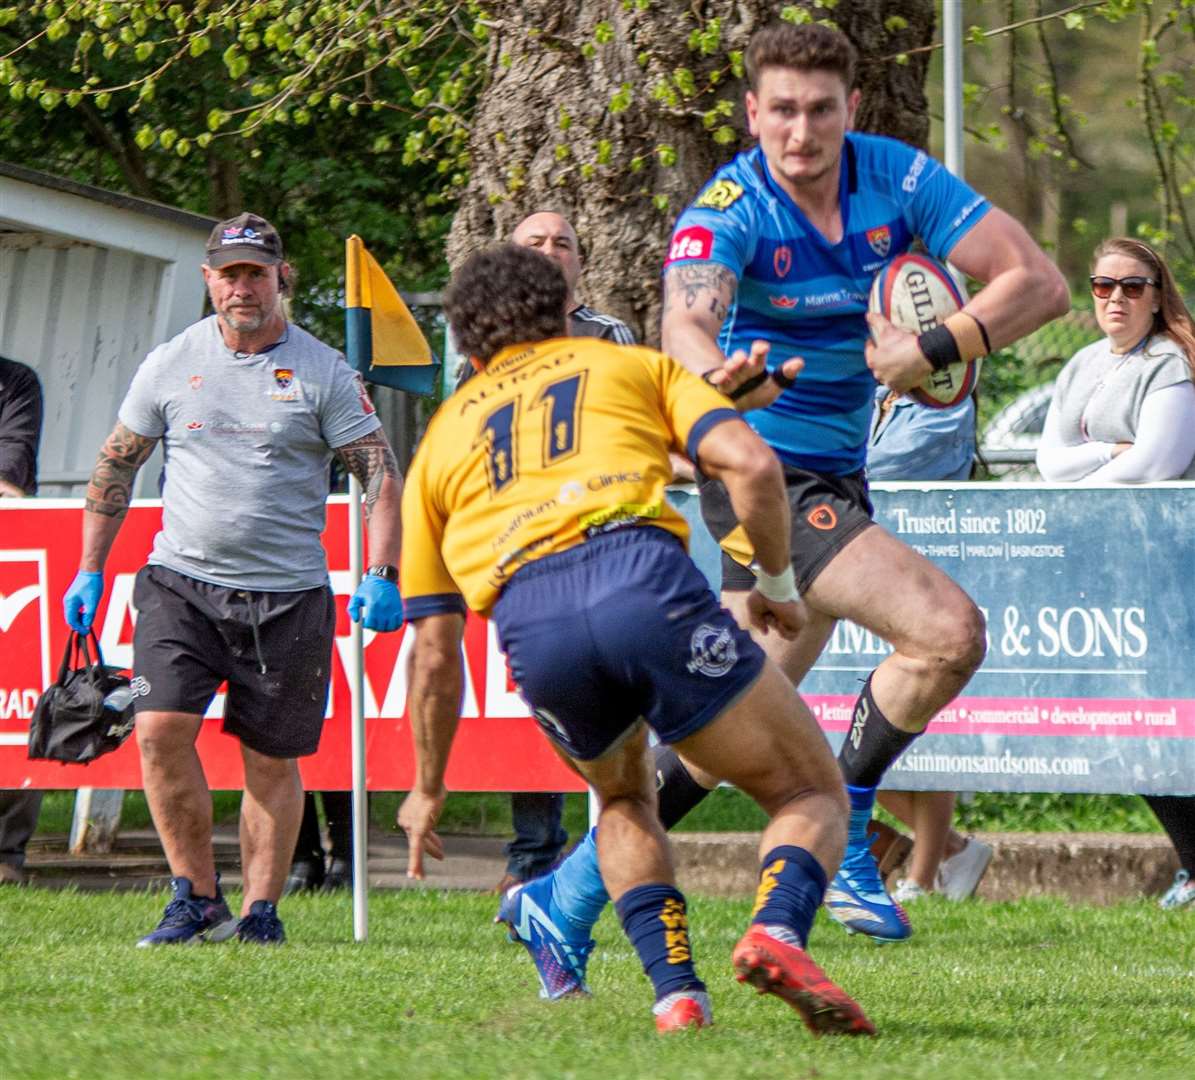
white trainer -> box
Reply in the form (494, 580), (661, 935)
(891, 878), (928, 904)
(1159, 869), (1195, 910)
(935, 837), (993, 900)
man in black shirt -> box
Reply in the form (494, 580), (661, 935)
(0, 357), (44, 885)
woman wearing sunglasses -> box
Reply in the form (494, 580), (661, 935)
(1037, 236), (1195, 484)
(1037, 237), (1195, 912)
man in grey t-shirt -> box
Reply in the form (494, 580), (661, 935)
(63, 213), (405, 946)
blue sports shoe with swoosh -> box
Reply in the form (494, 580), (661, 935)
(498, 875), (595, 1000)
(824, 835), (912, 943)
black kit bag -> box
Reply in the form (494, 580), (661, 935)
(27, 631), (136, 764)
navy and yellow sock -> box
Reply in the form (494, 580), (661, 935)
(614, 883), (705, 1000)
(750, 845), (828, 947)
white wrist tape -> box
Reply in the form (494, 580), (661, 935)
(753, 563), (798, 603)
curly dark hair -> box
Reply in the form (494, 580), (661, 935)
(745, 22), (857, 92)
(445, 244), (569, 364)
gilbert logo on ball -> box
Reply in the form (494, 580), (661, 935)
(869, 253), (979, 409)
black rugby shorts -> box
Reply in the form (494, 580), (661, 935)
(698, 463), (874, 593)
(131, 564), (336, 758)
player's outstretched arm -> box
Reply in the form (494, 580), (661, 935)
(398, 611), (466, 879)
(662, 262), (801, 411)
(693, 418), (805, 639)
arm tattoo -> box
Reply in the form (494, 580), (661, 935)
(334, 429), (399, 519)
(663, 262), (737, 325)
(85, 422), (158, 517)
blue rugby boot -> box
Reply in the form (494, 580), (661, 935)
(498, 874), (595, 1000)
(825, 801), (912, 943)
(136, 876), (238, 947)
(236, 899), (287, 945)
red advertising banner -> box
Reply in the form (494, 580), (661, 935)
(0, 499), (584, 793)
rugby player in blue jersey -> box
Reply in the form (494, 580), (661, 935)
(497, 21), (1067, 985)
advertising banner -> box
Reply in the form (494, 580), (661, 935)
(2, 486), (1192, 794)
(802, 483), (1195, 795)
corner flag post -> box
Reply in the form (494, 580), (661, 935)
(343, 235), (438, 942)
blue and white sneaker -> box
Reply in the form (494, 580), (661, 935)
(497, 875), (595, 1000)
(825, 839), (912, 942)
(1159, 869), (1195, 910)
(137, 876), (238, 947)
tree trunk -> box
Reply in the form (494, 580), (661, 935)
(448, 0), (935, 346)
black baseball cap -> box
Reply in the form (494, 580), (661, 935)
(205, 212), (284, 268)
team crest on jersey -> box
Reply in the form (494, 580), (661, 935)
(189, 375), (203, 390)
(693, 179), (744, 212)
(773, 245), (792, 278)
(866, 226), (892, 257)
(686, 622), (737, 678)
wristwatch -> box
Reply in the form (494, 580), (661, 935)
(366, 564), (398, 584)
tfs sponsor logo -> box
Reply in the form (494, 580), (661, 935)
(0, 552), (51, 731)
(667, 226), (714, 264)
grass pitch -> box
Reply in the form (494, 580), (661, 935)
(1, 887), (1191, 1080)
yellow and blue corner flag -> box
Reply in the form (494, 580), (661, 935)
(345, 234), (440, 396)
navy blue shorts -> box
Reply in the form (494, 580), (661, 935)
(492, 527), (766, 761)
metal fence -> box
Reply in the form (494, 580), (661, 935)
(977, 310), (1102, 481)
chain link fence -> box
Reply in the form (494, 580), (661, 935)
(976, 310), (1102, 481)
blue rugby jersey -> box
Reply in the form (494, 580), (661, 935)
(666, 133), (990, 475)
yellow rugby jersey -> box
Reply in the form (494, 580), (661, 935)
(400, 337), (741, 618)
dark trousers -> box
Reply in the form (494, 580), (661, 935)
(1144, 794), (1195, 873)
(0, 790), (43, 868)
(293, 791), (354, 866)
(505, 792), (567, 880)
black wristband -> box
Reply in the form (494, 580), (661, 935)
(366, 564), (399, 584)
(770, 367), (797, 390)
(728, 370), (769, 400)
(916, 323), (962, 372)
(700, 368), (720, 385)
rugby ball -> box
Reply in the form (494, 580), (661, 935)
(868, 253), (978, 409)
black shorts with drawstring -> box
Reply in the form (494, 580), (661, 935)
(131, 564), (336, 758)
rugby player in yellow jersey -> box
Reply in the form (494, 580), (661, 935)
(396, 244), (875, 1037)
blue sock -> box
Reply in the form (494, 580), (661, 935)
(845, 784), (878, 846)
(614, 883), (705, 1001)
(551, 827), (609, 937)
(750, 845), (828, 947)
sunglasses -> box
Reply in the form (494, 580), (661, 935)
(1089, 275), (1158, 300)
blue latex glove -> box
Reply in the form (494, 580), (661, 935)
(64, 570), (104, 633)
(348, 575), (404, 632)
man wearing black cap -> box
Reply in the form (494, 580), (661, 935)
(63, 212), (405, 945)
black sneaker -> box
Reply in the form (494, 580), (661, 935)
(237, 899), (286, 944)
(137, 877), (238, 947)
(322, 858), (352, 892)
(283, 858), (326, 896)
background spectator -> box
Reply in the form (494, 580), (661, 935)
(1037, 236), (1195, 909)
(867, 383), (993, 903)
(0, 356), (44, 886)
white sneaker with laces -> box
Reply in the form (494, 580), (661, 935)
(1159, 869), (1195, 910)
(891, 878), (928, 904)
(935, 837), (993, 900)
